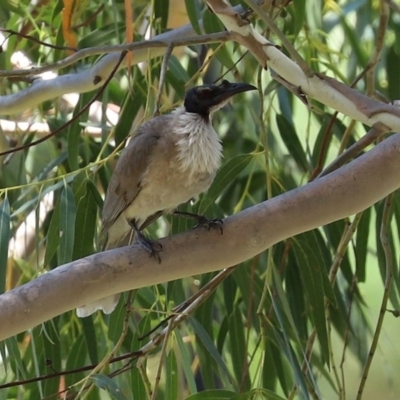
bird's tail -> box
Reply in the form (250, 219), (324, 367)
(76, 294), (120, 318)
(75, 227), (136, 318)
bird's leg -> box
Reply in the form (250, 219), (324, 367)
(128, 219), (162, 263)
(173, 210), (223, 234)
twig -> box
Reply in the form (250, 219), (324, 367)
(153, 43), (174, 117)
(366, 0), (390, 96)
(150, 319), (174, 400)
(0, 28), (77, 52)
(288, 213), (363, 399)
(244, 0), (313, 76)
(356, 194), (394, 399)
(0, 32), (232, 78)
(317, 122), (388, 178)
(339, 271), (359, 400)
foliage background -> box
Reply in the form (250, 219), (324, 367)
(1, 0), (400, 399)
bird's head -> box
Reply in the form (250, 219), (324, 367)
(184, 80), (257, 117)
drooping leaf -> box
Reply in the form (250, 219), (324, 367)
(90, 374), (129, 400)
(0, 197), (10, 294)
(58, 184), (76, 265)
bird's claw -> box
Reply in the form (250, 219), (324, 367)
(194, 217), (223, 234)
(135, 235), (163, 263)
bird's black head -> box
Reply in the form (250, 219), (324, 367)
(184, 80), (257, 117)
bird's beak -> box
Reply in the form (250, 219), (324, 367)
(213, 81), (257, 105)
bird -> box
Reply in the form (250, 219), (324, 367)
(76, 79), (256, 318)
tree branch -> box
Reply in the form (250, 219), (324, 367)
(206, 0), (400, 130)
(1, 132), (400, 341)
(0, 31), (231, 116)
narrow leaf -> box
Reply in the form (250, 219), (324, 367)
(81, 317), (98, 365)
(355, 208), (371, 282)
(175, 330), (197, 394)
(0, 197), (10, 294)
(185, 0), (202, 34)
(199, 154), (253, 214)
(44, 203), (60, 267)
(166, 348), (178, 400)
(90, 374), (128, 400)
(73, 181), (97, 260)
(293, 238), (330, 366)
(186, 389), (237, 399)
(276, 114), (308, 172)
(189, 316), (233, 387)
(59, 184), (76, 264)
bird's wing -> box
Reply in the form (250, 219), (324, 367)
(100, 116), (169, 235)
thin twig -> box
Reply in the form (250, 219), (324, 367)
(339, 271), (358, 400)
(288, 213), (363, 399)
(317, 122), (388, 178)
(153, 43), (173, 117)
(150, 319), (174, 400)
(365, 0), (390, 96)
(0, 32), (232, 78)
(356, 194), (394, 399)
(0, 28), (77, 52)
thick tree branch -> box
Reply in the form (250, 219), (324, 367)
(1, 132), (400, 340)
(0, 31), (231, 116)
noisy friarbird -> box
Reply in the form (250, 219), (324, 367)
(76, 80), (256, 317)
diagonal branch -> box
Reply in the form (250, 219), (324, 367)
(205, 0), (400, 131)
(1, 132), (400, 341)
(0, 32), (230, 116)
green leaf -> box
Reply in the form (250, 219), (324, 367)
(114, 74), (147, 146)
(90, 374), (128, 400)
(276, 114), (308, 172)
(59, 184), (76, 264)
(355, 208), (370, 283)
(166, 348), (178, 400)
(185, 389), (237, 399)
(0, 197), (10, 294)
(81, 316), (98, 365)
(44, 203), (60, 267)
(260, 388), (287, 400)
(5, 336), (26, 378)
(185, 0), (202, 35)
(202, 8), (234, 70)
(154, 0), (169, 31)
(229, 307), (250, 391)
(168, 55), (191, 84)
(189, 316), (234, 388)
(65, 334), (87, 387)
(67, 92), (92, 171)
(42, 320), (62, 397)
(289, 0), (306, 38)
(175, 330), (197, 394)
(272, 327), (310, 400)
(199, 154), (253, 214)
(293, 237), (330, 366)
(72, 180), (98, 259)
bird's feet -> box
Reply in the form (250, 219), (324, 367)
(173, 211), (223, 234)
(193, 215), (223, 234)
(135, 232), (163, 263)
(129, 219), (162, 263)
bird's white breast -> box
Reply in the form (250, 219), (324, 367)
(173, 107), (222, 177)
